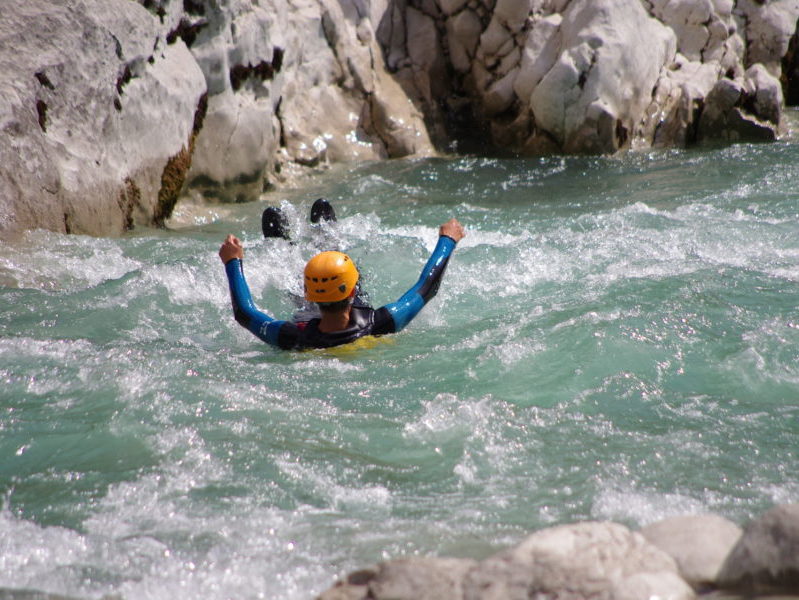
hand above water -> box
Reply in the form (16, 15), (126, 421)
(219, 234), (244, 264)
(440, 218), (466, 243)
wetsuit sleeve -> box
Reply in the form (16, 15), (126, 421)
(224, 259), (295, 348)
(382, 235), (457, 332)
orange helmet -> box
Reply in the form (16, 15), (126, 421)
(304, 251), (359, 302)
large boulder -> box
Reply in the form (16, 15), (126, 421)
(696, 69), (782, 143)
(180, 0), (434, 202)
(0, 0), (207, 237)
(0, 0), (436, 236)
(640, 514), (742, 590)
(528, 0), (676, 153)
(717, 503), (799, 594)
(462, 521), (694, 600)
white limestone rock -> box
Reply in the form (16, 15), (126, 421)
(493, 0), (532, 32)
(0, 0), (206, 237)
(647, 0), (743, 76)
(636, 53), (722, 147)
(745, 62), (784, 124)
(529, 0), (677, 153)
(640, 514), (742, 589)
(513, 13), (562, 105)
(484, 66), (520, 115)
(463, 521), (695, 600)
(185, 0), (433, 201)
(735, 0), (799, 75)
(318, 557), (478, 600)
(446, 10), (484, 74)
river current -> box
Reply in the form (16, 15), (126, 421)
(1, 142), (798, 599)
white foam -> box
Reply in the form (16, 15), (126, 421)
(0, 230), (140, 291)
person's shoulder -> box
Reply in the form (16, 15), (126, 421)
(371, 306), (396, 335)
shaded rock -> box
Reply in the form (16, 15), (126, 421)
(462, 521), (695, 600)
(717, 503), (799, 594)
(446, 10), (484, 74)
(744, 63), (783, 124)
(697, 76), (779, 142)
(317, 557), (478, 600)
(640, 513), (742, 590)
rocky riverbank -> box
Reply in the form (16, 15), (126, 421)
(318, 504), (799, 600)
(2, 0), (798, 237)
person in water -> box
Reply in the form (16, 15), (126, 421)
(218, 208), (466, 350)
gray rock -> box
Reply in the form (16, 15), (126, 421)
(462, 521), (695, 600)
(697, 76), (779, 142)
(446, 10), (483, 73)
(317, 557), (478, 600)
(717, 503), (799, 594)
(744, 63), (783, 125)
(530, 0), (676, 153)
(0, 0), (206, 237)
(640, 514), (742, 589)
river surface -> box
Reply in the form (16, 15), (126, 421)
(1, 141), (798, 599)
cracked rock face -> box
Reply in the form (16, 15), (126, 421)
(390, 0), (794, 155)
(180, 0), (434, 203)
(0, 0), (206, 237)
(2, 0), (797, 236)
(0, 0), (434, 236)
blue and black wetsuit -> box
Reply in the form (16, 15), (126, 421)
(224, 235), (459, 350)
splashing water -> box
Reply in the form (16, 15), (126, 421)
(1, 144), (799, 599)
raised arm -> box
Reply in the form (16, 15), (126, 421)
(220, 235), (289, 347)
(383, 219), (465, 332)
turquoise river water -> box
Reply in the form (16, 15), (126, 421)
(1, 143), (798, 599)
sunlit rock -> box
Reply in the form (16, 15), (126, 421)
(640, 514), (742, 590)
(735, 0), (799, 76)
(646, 0), (743, 76)
(530, 0), (676, 153)
(462, 521), (695, 600)
(513, 14), (562, 104)
(317, 557), (478, 600)
(0, 0), (206, 238)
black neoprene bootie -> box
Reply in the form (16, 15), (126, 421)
(310, 198), (336, 224)
(261, 206), (290, 239)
